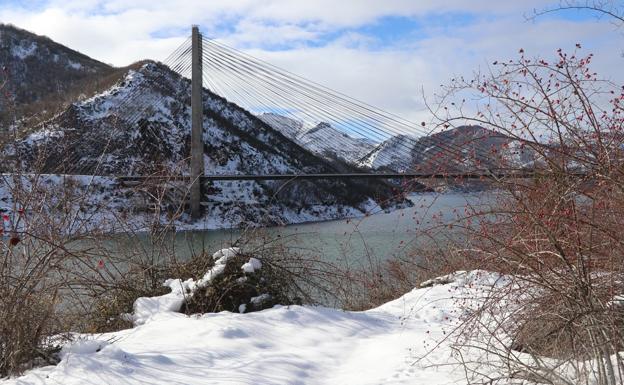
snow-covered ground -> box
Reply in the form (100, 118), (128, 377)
(2, 270), (483, 385)
(2, 249), (621, 385)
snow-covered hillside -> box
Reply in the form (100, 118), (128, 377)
(361, 134), (420, 171)
(257, 113), (307, 140)
(0, 24), (114, 129)
(259, 113), (376, 164)
(0, 268), (498, 385)
(2, 63), (408, 229)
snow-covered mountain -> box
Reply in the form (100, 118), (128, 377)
(259, 114), (538, 174)
(257, 113), (306, 140)
(360, 126), (539, 173)
(3, 61), (408, 228)
(360, 134), (420, 171)
(0, 24), (116, 130)
(259, 113), (376, 164)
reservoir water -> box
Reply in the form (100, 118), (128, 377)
(110, 192), (496, 266)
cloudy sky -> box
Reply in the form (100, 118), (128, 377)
(1, 0), (622, 122)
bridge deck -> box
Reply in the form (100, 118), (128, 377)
(115, 172), (545, 182)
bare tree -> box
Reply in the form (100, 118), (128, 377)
(530, 1), (624, 25)
(425, 44), (624, 385)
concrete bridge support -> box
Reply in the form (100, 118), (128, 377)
(190, 25), (204, 220)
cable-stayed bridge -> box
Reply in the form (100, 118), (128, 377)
(176, 27), (537, 217)
(5, 26), (538, 220)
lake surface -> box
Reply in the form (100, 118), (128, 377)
(110, 192), (496, 266)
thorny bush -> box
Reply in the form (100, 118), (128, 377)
(426, 46), (624, 385)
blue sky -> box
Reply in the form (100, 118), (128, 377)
(0, 0), (621, 121)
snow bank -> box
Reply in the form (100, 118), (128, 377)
(194, 247), (240, 289)
(11, 269), (612, 385)
(241, 257), (261, 274)
(131, 247), (243, 325)
(132, 278), (194, 326)
(1, 258), (619, 385)
(3, 270), (495, 385)
(60, 339), (110, 358)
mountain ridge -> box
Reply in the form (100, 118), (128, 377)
(360, 125), (539, 173)
(0, 24), (121, 132)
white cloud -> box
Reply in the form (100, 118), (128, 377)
(227, 19), (324, 46)
(236, 16), (622, 124)
(233, 0), (548, 27)
(0, 0), (621, 123)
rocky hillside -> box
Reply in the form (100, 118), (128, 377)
(0, 24), (117, 131)
(259, 113), (376, 164)
(361, 125), (539, 173)
(3, 61), (408, 228)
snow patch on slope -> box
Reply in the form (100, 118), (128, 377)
(11, 41), (37, 59)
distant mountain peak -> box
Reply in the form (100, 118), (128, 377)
(259, 114), (377, 164)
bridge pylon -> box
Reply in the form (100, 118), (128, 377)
(190, 25), (204, 220)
